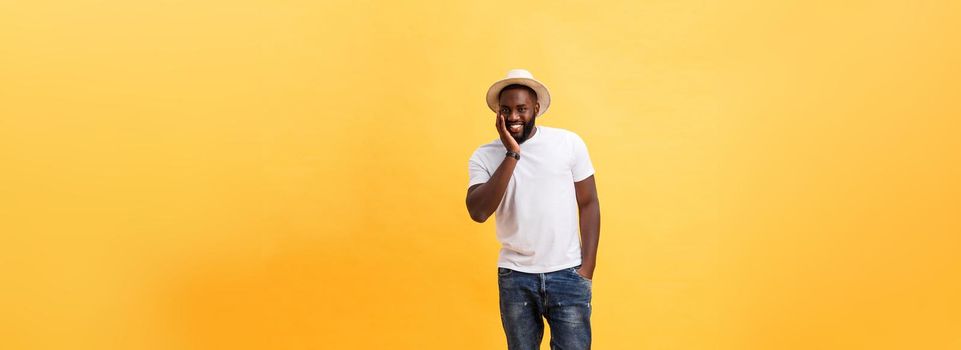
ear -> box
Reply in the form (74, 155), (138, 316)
(534, 101), (540, 115)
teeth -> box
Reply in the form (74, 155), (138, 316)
(509, 124), (522, 131)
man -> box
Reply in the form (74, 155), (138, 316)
(466, 69), (601, 350)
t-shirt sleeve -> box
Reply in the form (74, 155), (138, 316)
(468, 150), (491, 187)
(571, 133), (595, 182)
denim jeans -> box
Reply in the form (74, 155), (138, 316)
(497, 264), (592, 350)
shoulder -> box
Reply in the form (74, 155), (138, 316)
(539, 126), (584, 143)
(470, 139), (503, 159)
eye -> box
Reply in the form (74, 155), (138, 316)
(519, 108), (527, 112)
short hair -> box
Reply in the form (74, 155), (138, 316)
(498, 84), (538, 102)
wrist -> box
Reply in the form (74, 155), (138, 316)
(505, 150), (520, 160)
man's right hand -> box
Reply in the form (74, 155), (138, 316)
(495, 112), (521, 153)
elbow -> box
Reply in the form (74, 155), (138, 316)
(469, 210), (490, 223)
(578, 198), (600, 212)
(466, 196), (491, 223)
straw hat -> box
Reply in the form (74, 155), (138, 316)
(485, 69), (551, 117)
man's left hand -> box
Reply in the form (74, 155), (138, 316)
(576, 267), (593, 281)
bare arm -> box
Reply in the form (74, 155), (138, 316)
(465, 156), (517, 223)
(574, 175), (600, 279)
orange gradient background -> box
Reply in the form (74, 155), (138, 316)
(1, 1), (959, 349)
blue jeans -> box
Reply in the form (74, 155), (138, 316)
(498, 264), (592, 350)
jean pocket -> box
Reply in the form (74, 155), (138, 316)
(571, 265), (592, 282)
(498, 267), (512, 277)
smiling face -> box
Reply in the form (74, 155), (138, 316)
(498, 85), (540, 144)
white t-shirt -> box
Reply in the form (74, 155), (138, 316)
(468, 125), (595, 273)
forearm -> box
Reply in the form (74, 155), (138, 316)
(578, 200), (600, 273)
(466, 156), (518, 222)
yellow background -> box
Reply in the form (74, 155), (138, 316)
(2, 1), (959, 349)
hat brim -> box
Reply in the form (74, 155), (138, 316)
(486, 77), (551, 117)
